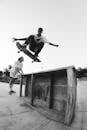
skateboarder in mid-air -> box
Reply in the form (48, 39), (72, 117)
(13, 27), (59, 58)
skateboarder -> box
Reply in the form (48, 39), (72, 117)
(13, 27), (59, 57)
(9, 56), (24, 94)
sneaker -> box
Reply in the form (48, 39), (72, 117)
(11, 90), (16, 93)
(9, 90), (16, 94)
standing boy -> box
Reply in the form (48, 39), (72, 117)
(9, 56), (24, 94)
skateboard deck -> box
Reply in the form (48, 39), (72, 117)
(16, 42), (41, 62)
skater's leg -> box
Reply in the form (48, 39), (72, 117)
(34, 42), (44, 57)
(9, 77), (16, 93)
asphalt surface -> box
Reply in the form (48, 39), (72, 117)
(0, 78), (86, 130)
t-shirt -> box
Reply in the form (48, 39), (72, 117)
(10, 60), (23, 78)
(34, 35), (50, 44)
(25, 34), (50, 45)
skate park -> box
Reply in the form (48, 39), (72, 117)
(0, 65), (87, 129)
(0, 0), (87, 129)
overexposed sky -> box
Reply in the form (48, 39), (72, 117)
(0, 0), (87, 73)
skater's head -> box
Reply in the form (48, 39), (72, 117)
(18, 56), (24, 62)
(37, 27), (43, 36)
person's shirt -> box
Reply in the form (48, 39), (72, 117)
(34, 34), (50, 44)
(10, 60), (23, 78)
(25, 34), (50, 45)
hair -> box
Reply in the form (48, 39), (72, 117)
(38, 27), (43, 31)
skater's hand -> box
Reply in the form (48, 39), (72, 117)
(12, 37), (18, 42)
(55, 44), (59, 47)
(49, 43), (59, 47)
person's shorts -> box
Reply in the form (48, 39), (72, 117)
(9, 77), (17, 85)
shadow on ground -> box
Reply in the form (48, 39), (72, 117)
(0, 79), (86, 130)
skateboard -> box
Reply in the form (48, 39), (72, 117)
(16, 42), (41, 62)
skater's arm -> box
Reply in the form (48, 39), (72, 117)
(17, 68), (24, 75)
(20, 69), (24, 74)
(42, 36), (59, 47)
(18, 67), (24, 74)
(48, 42), (59, 47)
(12, 37), (27, 42)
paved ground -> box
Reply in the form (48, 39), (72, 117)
(0, 78), (87, 130)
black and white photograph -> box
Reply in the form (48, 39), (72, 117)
(0, 0), (87, 129)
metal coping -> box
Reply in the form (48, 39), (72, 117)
(24, 65), (75, 76)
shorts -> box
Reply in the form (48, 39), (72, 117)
(9, 77), (17, 85)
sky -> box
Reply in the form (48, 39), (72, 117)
(0, 0), (87, 73)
